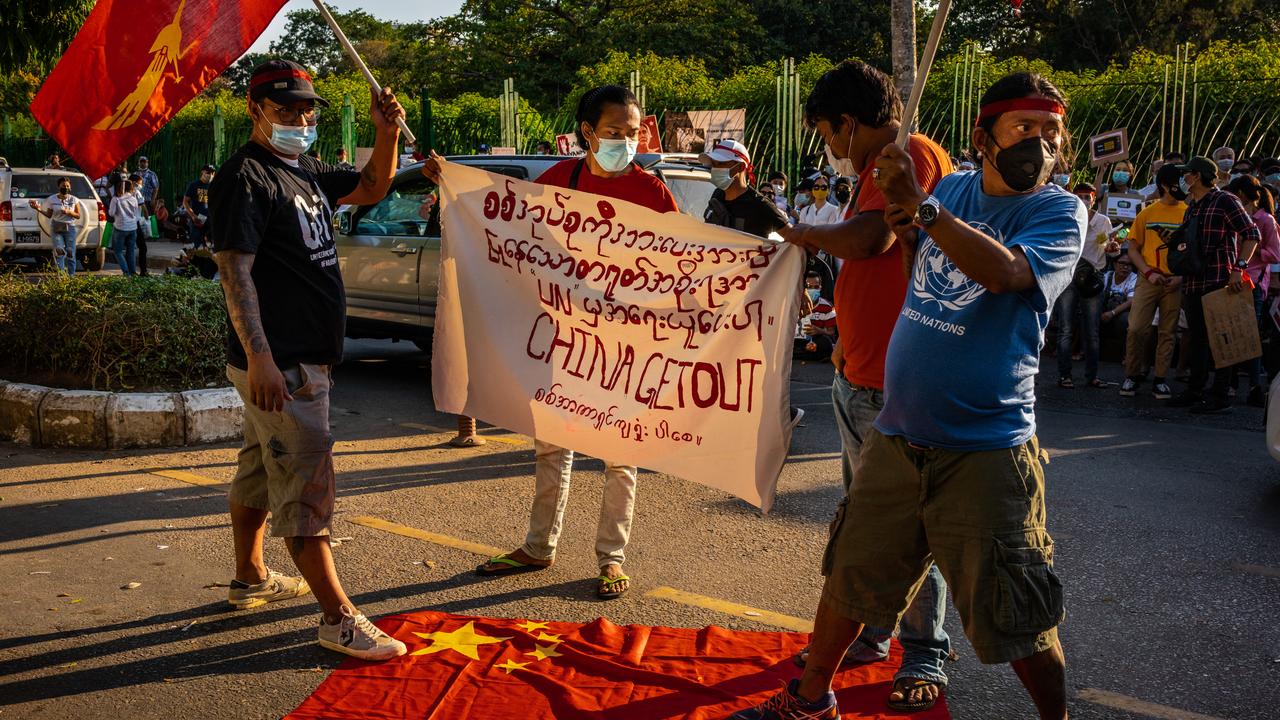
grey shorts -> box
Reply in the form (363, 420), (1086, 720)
(226, 363), (335, 538)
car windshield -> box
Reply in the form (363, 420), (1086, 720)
(355, 179), (440, 237)
(10, 174), (95, 199)
(661, 171), (715, 218)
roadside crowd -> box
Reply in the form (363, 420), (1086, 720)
(776, 144), (1277, 416)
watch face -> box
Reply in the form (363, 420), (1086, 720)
(918, 201), (939, 224)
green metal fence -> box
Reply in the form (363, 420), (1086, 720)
(7, 61), (1280, 198)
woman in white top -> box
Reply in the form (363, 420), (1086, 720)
(798, 175), (842, 226)
(108, 178), (142, 276)
(28, 177), (82, 276)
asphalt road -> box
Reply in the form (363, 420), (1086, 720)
(1, 339), (1277, 719)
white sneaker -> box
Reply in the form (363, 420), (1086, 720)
(1118, 378), (1137, 397)
(318, 606), (407, 661)
(228, 569), (310, 609)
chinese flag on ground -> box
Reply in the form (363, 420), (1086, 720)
(287, 611), (951, 719)
(30, 0), (287, 180)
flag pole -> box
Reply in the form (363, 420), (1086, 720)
(310, 0), (417, 145)
(895, 0), (953, 148)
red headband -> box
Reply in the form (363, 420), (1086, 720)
(975, 97), (1065, 125)
(713, 143), (756, 185)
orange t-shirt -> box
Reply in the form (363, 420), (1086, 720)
(836, 133), (952, 389)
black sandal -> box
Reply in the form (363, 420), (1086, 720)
(886, 677), (942, 713)
(1058, 377), (1074, 389)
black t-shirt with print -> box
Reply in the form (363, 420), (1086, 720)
(703, 186), (789, 238)
(209, 142), (359, 371)
(185, 180), (211, 216)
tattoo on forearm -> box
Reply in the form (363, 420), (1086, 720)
(216, 251), (271, 355)
(360, 163), (379, 188)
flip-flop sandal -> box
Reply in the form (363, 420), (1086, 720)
(1058, 377), (1075, 389)
(449, 435), (487, 448)
(596, 574), (630, 600)
(886, 678), (942, 713)
(1087, 378), (1113, 389)
(475, 554), (550, 576)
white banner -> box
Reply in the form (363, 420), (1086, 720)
(432, 163), (803, 511)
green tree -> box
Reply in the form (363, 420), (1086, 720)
(268, 4), (397, 76)
(0, 1), (95, 73)
(944, 0), (1280, 71)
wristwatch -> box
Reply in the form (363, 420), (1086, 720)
(914, 195), (942, 227)
(1235, 260), (1249, 270)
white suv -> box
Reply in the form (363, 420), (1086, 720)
(0, 160), (107, 271)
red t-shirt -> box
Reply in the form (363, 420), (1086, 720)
(536, 159), (679, 214)
(836, 134), (952, 389)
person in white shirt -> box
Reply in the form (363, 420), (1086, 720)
(1055, 182), (1117, 388)
(28, 177), (81, 275)
(108, 178), (142, 276)
(798, 175), (842, 226)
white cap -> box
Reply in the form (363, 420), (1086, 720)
(699, 139), (750, 167)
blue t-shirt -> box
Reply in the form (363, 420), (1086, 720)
(874, 171), (1086, 451)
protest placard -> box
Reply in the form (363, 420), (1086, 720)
(432, 163), (803, 511)
(1203, 285), (1262, 367)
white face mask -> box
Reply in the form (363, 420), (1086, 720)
(593, 137), (639, 173)
(825, 121), (857, 177)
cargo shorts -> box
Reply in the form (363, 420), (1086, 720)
(822, 428), (1064, 664)
(226, 363), (336, 538)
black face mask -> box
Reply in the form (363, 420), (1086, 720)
(990, 135), (1056, 192)
(834, 187), (852, 204)
(1166, 184), (1187, 201)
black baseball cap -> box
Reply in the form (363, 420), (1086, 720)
(1156, 163), (1183, 188)
(249, 59), (329, 107)
(1176, 156), (1217, 179)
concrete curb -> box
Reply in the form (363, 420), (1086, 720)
(0, 380), (242, 449)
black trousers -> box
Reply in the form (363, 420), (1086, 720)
(1183, 291), (1231, 398)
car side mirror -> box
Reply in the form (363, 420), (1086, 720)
(335, 210), (351, 234)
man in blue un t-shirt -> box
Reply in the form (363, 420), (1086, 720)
(732, 73), (1084, 720)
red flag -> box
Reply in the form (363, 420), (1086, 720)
(287, 611), (951, 719)
(30, 0), (287, 180)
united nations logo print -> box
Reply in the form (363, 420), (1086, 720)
(912, 231), (989, 310)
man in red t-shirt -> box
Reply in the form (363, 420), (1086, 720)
(776, 60), (953, 714)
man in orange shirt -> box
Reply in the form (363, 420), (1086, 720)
(778, 60), (954, 714)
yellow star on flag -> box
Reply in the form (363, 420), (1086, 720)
(516, 620), (550, 633)
(411, 621), (512, 660)
(495, 659), (530, 674)
(534, 632), (562, 644)
(525, 643), (564, 661)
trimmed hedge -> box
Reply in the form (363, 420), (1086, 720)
(0, 273), (228, 392)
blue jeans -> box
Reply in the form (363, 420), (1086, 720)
(1055, 282), (1103, 381)
(113, 228), (138, 276)
(52, 229), (77, 276)
(832, 374), (951, 686)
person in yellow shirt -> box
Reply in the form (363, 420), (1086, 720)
(1120, 163), (1187, 399)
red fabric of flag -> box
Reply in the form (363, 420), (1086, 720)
(287, 611), (951, 719)
(30, 0), (287, 180)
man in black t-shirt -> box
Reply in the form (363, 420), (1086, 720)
(184, 164), (215, 248)
(210, 59), (408, 662)
(700, 139), (788, 239)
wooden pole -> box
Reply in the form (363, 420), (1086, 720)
(896, 0), (953, 147)
(311, 0), (416, 145)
